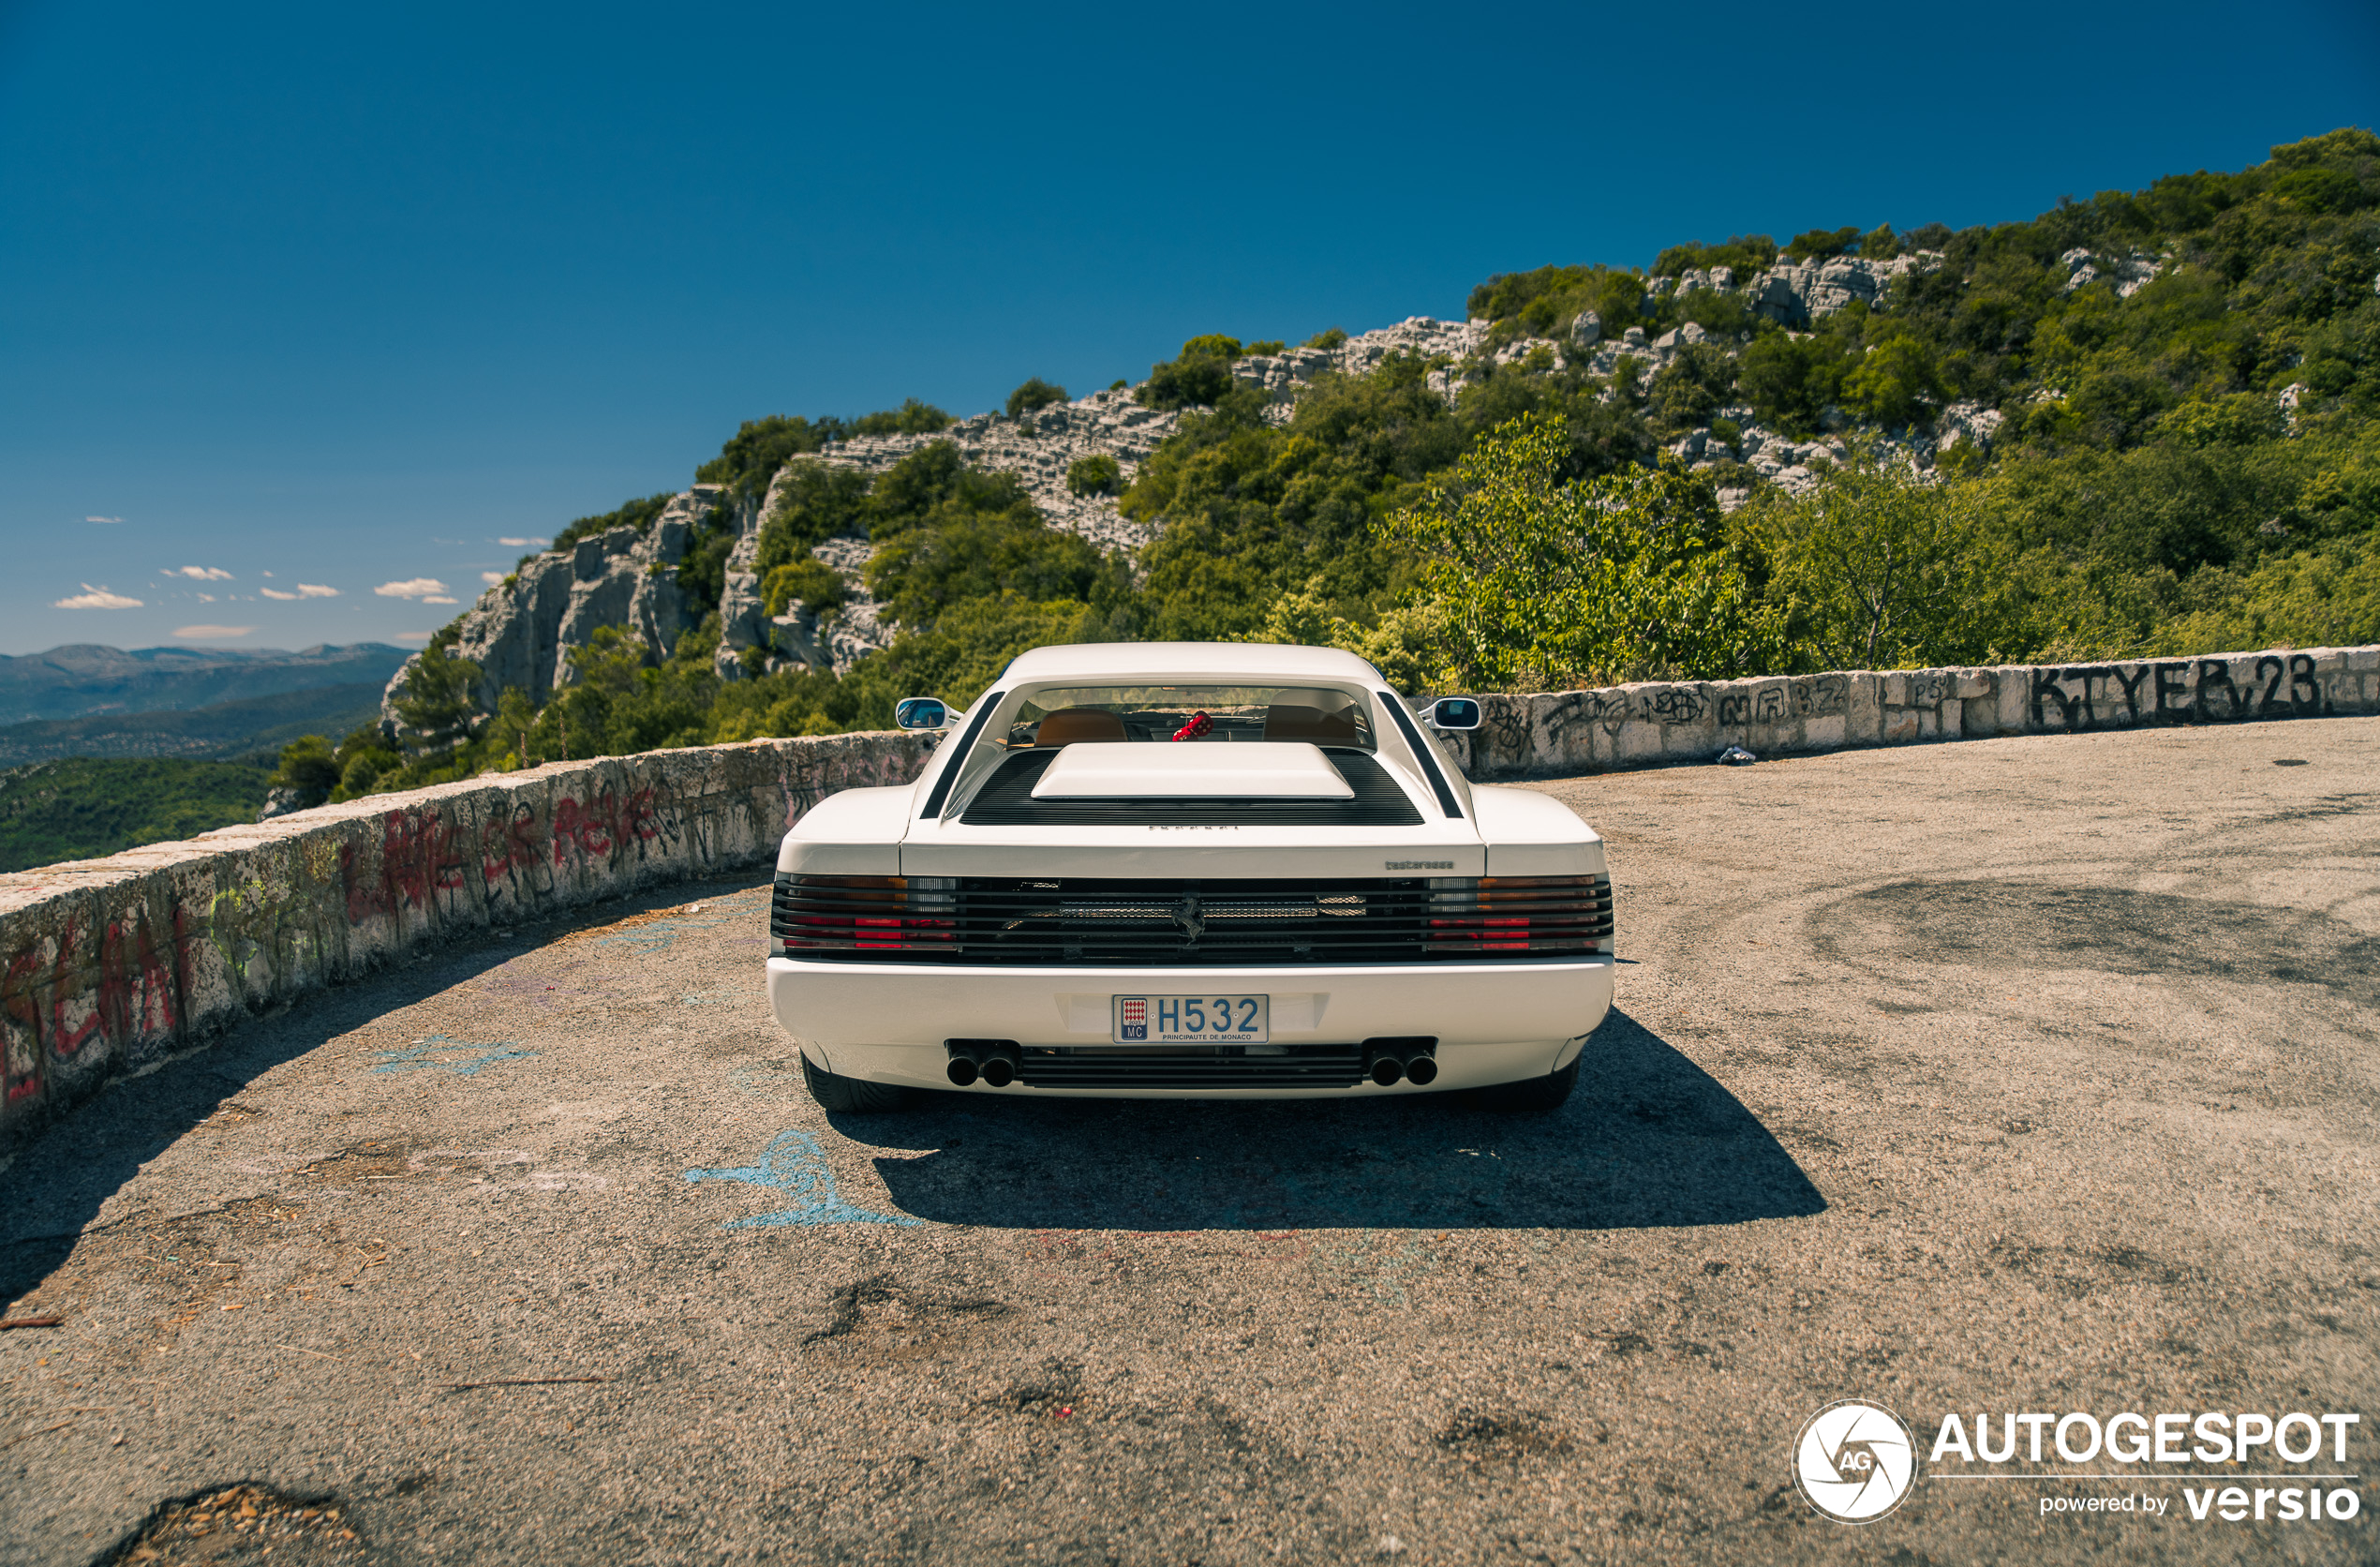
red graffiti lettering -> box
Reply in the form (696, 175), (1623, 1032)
(483, 803), (546, 885)
(379, 810), (467, 910)
(628, 787), (661, 842)
(341, 841), (391, 922)
(48, 917), (100, 1058)
(553, 793), (627, 863)
(96, 913), (177, 1040)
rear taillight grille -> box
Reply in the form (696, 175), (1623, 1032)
(769, 874), (1614, 966)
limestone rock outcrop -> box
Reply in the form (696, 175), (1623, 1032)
(379, 486), (718, 733)
(708, 318), (1494, 679)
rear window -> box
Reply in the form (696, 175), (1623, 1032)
(999, 685), (1376, 753)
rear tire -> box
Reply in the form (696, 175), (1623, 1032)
(1472, 1057), (1578, 1113)
(801, 1053), (910, 1114)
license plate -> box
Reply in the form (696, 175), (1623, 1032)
(1112, 994), (1269, 1044)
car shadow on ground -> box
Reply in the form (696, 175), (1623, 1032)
(858, 1009), (1826, 1231)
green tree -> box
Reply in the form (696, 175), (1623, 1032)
(1137, 337), (1243, 410)
(1005, 378), (1068, 418)
(391, 644), (483, 757)
(266, 734), (342, 806)
(1382, 413), (1781, 690)
(1736, 459), (2029, 669)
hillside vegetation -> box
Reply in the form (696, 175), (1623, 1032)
(312, 130), (2380, 806)
(0, 755), (275, 873)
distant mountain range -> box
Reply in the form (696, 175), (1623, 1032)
(0, 681), (390, 767)
(0, 644), (410, 726)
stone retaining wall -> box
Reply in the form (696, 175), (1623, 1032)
(7, 644), (2376, 1159)
(0, 732), (937, 1160)
(1439, 646), (2380, 780)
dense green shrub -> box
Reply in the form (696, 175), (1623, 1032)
(1651, 234), (1779, 276)
(1303, 328), (1348, 350)
(761, 555), (845, 619)
(1647, 345), (1739, 435)
(1383, 413), (1780, 689)
(1005, 378), (1068, 418)
(1136, 337), (1242, 410)
(266, 734), (342, 804)
(697, 415), (843, 503)
(1065, 453), (1123, 496)
(551, 492), (674, 554)
(1785, 226), (1866, 262)
(851, 398), (954, 436)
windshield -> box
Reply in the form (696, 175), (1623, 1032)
(1000, 685), (1376, 753)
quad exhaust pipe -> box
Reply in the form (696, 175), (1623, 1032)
(946, 1040), (1021, 1087)
(1363, 1038), (1439, 1087)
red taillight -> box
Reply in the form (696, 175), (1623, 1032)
(1424, 876), (1606, 955)
(781, 877), (957, 953)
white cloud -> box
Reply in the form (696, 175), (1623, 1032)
(498, 536), (549, 548)
(197, 593), (216, 603)
(172, 624), (256, 640)
(260, 583), (341, 601)
(260, 588), (297, 600)
(374, 577), (450, 599)
(86, 515), (123, 524)
(166, 565), (234, 581)
(423, 594), (459, 604)
(481, 571), (506, 585)
(53, 583), (142, 609)
(393, 629), (434, 644)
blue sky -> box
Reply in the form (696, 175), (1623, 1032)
(3, 0), (2373, 655)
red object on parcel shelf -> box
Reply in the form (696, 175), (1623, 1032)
(1171, 711), (1213, 741)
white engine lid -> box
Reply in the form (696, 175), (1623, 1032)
(1029, 741), (1356, 799)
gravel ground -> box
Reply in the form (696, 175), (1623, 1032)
(3, 717), (2375, 1565)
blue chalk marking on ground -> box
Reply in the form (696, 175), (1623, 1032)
(684, 1128), (919, 1228)
(371, 1035), (539, 1076)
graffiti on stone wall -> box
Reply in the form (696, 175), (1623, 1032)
(2030, 655), (2324, 731)
(1, 905), (188, 1105)
(2, 737), (933, 1137)
(1794, 675), (1850, 718)
(1646, 687), (1708, 724)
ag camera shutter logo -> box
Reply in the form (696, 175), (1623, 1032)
(1795, 1399), (1919, 1522)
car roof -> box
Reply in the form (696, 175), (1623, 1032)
(998, 642), (1387, 685)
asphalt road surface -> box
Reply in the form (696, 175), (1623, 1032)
(5, 719), (2376, 1565)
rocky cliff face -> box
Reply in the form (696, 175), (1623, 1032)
(379, 487), (722, 732)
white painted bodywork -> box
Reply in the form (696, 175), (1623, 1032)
(768, 642), (1615, 1097)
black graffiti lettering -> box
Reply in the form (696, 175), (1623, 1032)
(2254, 655), (2287, 717)
(2031, 667), (2082, 730)
(2288, 653), (2322, 714)
(2195, 660), (2240, 721)
(2152, 662), (2193, 722)
(1718, 694), (1749, 726)
(2111, 664), (2150, 723)
(1754, 688), (1787, 723)
(1794, 675), (1849, 718)
(1648, 687), (1708, 724)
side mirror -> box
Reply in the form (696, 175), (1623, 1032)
(1424, 697), (1480, 731)
(895, 696), (950, 731)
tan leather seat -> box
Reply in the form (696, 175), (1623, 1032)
(1262, 703), (1361, 744)
(1033, 708), (1129, 747)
